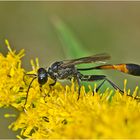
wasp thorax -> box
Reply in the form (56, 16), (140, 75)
(51, 61), (62, 72)
(37, 68), (48, 85)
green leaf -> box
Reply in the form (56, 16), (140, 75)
(51, 17), (89, 58)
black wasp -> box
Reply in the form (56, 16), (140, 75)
(24, 53), (140, 107)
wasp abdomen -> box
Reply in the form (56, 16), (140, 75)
(126, 64), (140, 76)
(95, 64), (140, 76)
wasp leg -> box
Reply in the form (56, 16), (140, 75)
(67, 74), (81, 100)
(49, 79), (57, 87)
(39, 85), (42, 92)
(105, 78), (140, 100)
(79, 74), (106, 95)
(74, 75), (81, 100)
(44, 79), (57, 102)
(79, 74), (124, 95)
(80, 74), (140, 100)
(94, 78), (124, 95)
(93, 80), (106, 95)
(105, 78), (124, 94)
(48, 79), (57, 95)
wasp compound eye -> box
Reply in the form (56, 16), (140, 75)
(37, 68), (48, 85)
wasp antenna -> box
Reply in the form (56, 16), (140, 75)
(23, 73), (37, 85)
(24, 76), (37, 110)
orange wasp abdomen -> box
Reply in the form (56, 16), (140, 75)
(97, 64), (140, 76)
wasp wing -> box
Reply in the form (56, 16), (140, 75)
(60, 53), (111, 68)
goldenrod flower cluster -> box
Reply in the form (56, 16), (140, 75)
(1, 40), (140, 139)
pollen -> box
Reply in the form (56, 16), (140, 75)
(0, 40), (140, 139)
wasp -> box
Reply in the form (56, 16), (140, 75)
(24, 53), (140, 107)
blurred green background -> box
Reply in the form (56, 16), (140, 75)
(0, 1), (140, 138)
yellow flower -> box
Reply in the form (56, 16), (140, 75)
(0, 39), (140, 139)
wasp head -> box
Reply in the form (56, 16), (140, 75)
(37, 68), (48, 85)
